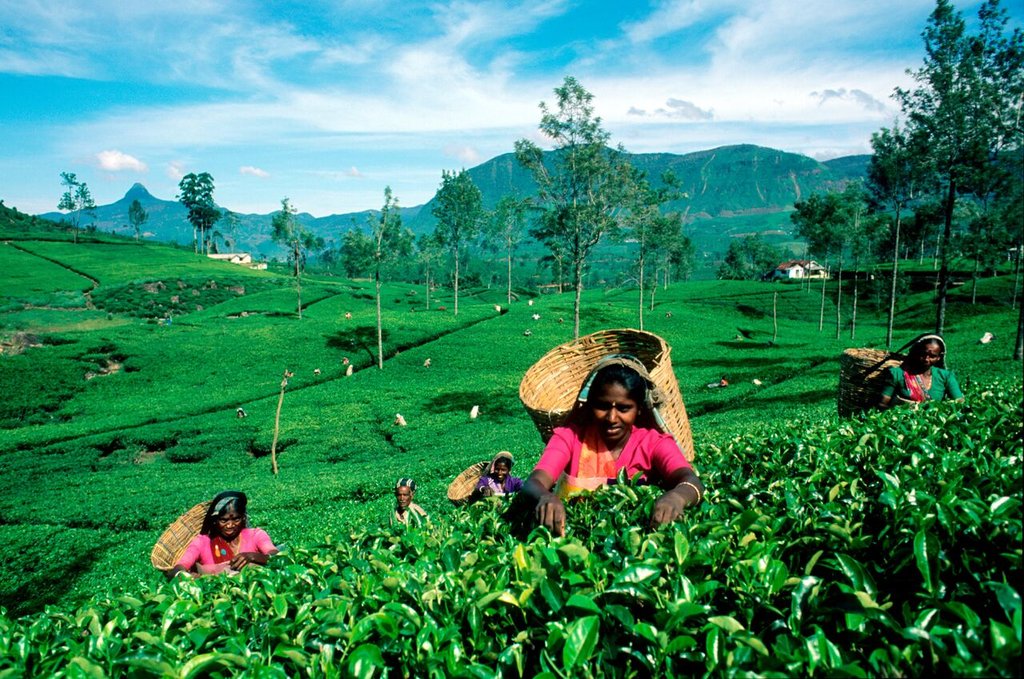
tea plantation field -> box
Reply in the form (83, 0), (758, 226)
(0, 237), (1020, 676)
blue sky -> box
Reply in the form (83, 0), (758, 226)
(1, 0), (1019, 217)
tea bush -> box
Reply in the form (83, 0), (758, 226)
(0, 384), (1018, 676)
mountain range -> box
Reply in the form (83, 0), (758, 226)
(39, 144), (869, 258)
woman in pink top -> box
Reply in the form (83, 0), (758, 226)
(523, 357), (704, 536)
(166, 491), (278, 578)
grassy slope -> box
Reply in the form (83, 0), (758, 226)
(0, 239), (1020, 618)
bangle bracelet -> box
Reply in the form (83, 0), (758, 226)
(681, 481), (703, 504)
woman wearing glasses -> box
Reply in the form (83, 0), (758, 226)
(165, 491), (278, 578)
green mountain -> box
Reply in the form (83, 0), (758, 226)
(36, 145), (869, 258)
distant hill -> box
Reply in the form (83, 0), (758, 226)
(36, 145), (869, 258)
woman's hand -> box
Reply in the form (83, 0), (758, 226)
(650, 469), (704, 529)
(650, 489), (688, 528)
(523, 469), (566, 536)
(230, 551), (270, 570)
(535, 493), (567, 537)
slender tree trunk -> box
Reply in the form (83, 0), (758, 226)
(1012, 244), (1022, 310)
(971, 257), (979, 305)
(819, 272), (826, 332)
(270, 371), (288, 476)
(507, 246), (513, 306)
(295, 245), (303, 320)
(936, 180), (955, 336)
(425, 267), (432, 310)
(886, 210), (902, 348)
(375, 270), (384, 369)
(454, 247), (460, 316)
(850, 268), (859, 341)
(573, 257), (584, 340)
(772, 291), (778, 344)
(1015, 291), (1023, 360)
(835, 259), (844, 340)
(637, 253), (645, 332)
(649, 281), (657, 312)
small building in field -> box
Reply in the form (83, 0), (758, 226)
(773, 259), (827, 280)
(208, 253), (267, 270)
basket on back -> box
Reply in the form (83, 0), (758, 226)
(837, 348), (904, 417)
(150, 501), (209, 570)
(447, 460), (489, 505)
(519, 329), (694, 460)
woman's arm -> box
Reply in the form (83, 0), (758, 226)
(229, 528), (280, 570)
(650, 467), (704, 528)
(522, 469), (565, 537)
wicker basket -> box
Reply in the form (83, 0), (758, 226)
(150, 501), (209, 570)
(519, 329), (694, 460)
(838, 348), (904, 417)
(447, 461), (489, 505)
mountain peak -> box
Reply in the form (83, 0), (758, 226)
(124, 183), (155, 202)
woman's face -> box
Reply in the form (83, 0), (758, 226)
(589, 382), (639, 450)
(216, 510), (243, 541)
(492, 460), (510, 482)
(911, 341), (943, 370)
(395, 486), (413, 509)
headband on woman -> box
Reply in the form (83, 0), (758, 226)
(575, 354), (666, 408)
(914, 334), (946, 354)
(570, 353), (680, 438)
(213, 491), (246, 515)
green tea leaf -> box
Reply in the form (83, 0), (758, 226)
(562, 616), (600, 669)
(347, 644), (386, 679)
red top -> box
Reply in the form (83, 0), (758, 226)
(177, 528), (275, 569)
(534, 423), (692, 487)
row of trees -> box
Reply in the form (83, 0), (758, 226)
(743, 0), (1023, 357)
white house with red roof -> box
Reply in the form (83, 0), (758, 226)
(773, 259), (827, 279)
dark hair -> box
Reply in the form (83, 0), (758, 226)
(200, 490), (248, 536)
(586, 363), (648, 407)
(907, 334), (947, 368)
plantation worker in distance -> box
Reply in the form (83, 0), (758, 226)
(476, 451), (524, 497)
(522, 357), (704, 536)
(878, 334), (963, 409)
(392, 477), (429, 527)
(165, 491), (278, 579)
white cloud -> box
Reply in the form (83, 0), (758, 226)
(96, 150), (148, 172)
(166, 161), (186, 181)
(622, 0), (712, 44)
(443, 144), (482, 165)
(346, 166), (363, 178)
(240, 165), (270, 178)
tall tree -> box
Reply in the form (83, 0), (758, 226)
(896, 0), (1023, 335)
(791, 192), (845, 331)
(177, 172), (221, 255)
(416, 232), (444, 310)
(271, 198), (323, 319)
(868, 124), (924, 347)
(57, 172), (96, 244)
(483, 195), (529, 306)
(341, 227), (374, 279)
(515, 76), (630, 339)
(368, 187), (414, 369)
(619, 167), (683, 330)
(127, 199), (148, 243)
(843, 188), (884, 341)
(717, 236), (782, 281)
(432, 169), (483, 316)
